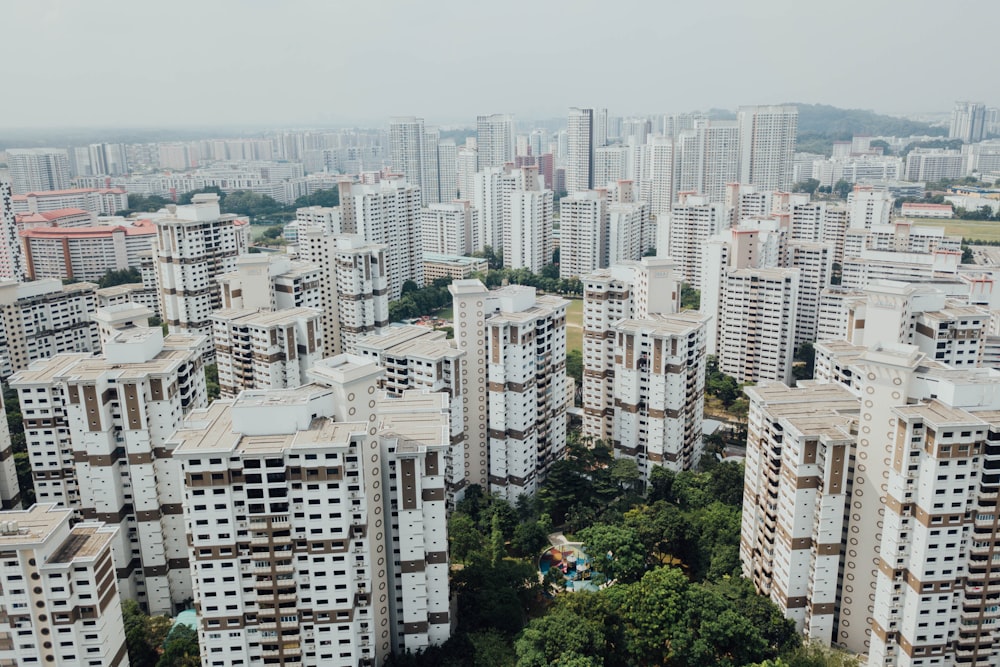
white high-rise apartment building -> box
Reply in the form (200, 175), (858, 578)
(340, 178), (423, 299)
(717, 267), (800, 384)
(508, 187), (553, 273)
(742, 343), (1000, 665)
(0, 279), (101, 379)
(437, 139), (458, 202)
(559, 191), (606, 279)
(0, 182), (26, 281)
(581, 257), (682, 440)
(172, 356), (451, 665)
(217, 253), (323, 312)
(642, 135), (677, 218)
(847, 185), (893, 229)
(297, 232), (389, 356)
(737, 105), (798, 191)
(388, 117), (441, 205)
(6, 149), (71, 195)
(450, 282), (569, 498)
(593, 145), (630, 189)
(950, 100), (987, 143)
(676, 120), (740, 203)
(0, 504), (127, 667)
(472, 165), (551, 269)
(788, 241), (834, 345)
(354, 324), (467, 500)
(421, 201), (478, 257)
(567, 108), (595, 193)
(456, 146), (478, 200)
(607, 201), (650, 265)
(9, 326), (207, 614)
(484, 286), (568, 499)
(611, 312), (709, 475)
(476, 114), (515, 170)
(666, 193), (727, 288)
(154, 193), (250, 359)
(212, 307), (324, 398)
(905, 149), (965, 182)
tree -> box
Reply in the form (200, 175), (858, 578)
(512, 519), (550, 557)
(293, 188), (339, 209)
(680, 283), (701, 310)
(793, 178), (820, 195)
(117, 193), (173, 216)
(204, 364), (220, 401)
(515, 607), (606, 667)
(261, 225), (283, 240)
(578, 523), (646, 583)
(448, 512), (483, 563)
(98, 267), (142, 288)
(467, 629), (517, 667)
(833, 179), (853, 199)
(793, 342), (816, 381)
(122, 600), (174, 667)
(157, 624), (200, 667)
(565, 349), (583, 388)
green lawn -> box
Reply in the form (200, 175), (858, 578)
(912, 219), (1000, 242)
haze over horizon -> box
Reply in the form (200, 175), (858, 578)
(2, 0), (998, 129)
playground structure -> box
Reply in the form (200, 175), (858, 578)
(538, 543), (599, 592)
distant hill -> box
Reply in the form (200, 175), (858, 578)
(792, 103), (946, 138)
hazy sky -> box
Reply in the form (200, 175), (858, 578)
(3, 0), (998, 128)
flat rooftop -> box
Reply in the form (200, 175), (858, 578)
(49, 525), (115, 563)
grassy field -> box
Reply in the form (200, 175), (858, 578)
(912, 219), (1000, 242)
(566, 297), (583, 353)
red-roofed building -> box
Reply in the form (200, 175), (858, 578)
(21, 219), (157, 281)
(900, 202), (955, 219)
(11, 188), (128, 217)
(14, 208), (94, 231)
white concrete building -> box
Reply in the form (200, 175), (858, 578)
(456, 146), (479, 200)
(476, 114), (515, 170)
(567, 108), (595, 193)
(9, 326), (207, 614)
(481, 286), (568, 499)
(789, 241), (834, 346)
(0, 183), (26, 281)
(642, 135), (677, 219)
(950, 101), (987, 143)
(675, 120), (740, 203)
(607, 201), (650, 266)
(610, 312), (709, 475)
(846, 185), (893, 230)
(154, 194), (250, 359)
(450, 282), (569, 498)
(581, 258), (682, 440)
(559, 191), (606, 279)
(172, 357), (451, 665)
(297, 232), (389, 357)
(718, 267), (800, 384)
(217, 253), (322, 313)
(737, 106), (798, 191)
(742, 344), (1000, 665)
(0, 504), (127, 667)
(905, 149), (964, 182)
(0, 279), (101, 379)
(354, 325), (467, 500)
(508, 188), (553, 273)
(421, 201), (478, 257)
(339, 178), (423, 298)
(388, 117), (440, 205)
(212, 307), (324, 397)
(6, 149), (71, 195)
(21, 218), (157, 282)
(666, 193), (726, 288)
(10, 188), (128, 217)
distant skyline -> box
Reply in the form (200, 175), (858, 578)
(3, 0), (999, 129)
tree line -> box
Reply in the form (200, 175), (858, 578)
(116, 186), (340, 225)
